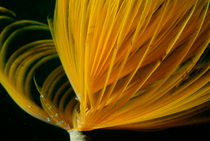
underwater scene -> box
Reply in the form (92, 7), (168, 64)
(0, 0), (209, 141)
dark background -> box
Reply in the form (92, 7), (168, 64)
(0, 0), (209, 140)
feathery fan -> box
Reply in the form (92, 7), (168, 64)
(0, 0), (209, 140)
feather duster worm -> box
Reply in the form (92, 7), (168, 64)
(0, 0), (209, 140)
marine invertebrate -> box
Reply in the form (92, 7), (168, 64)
(0, 0), (209, 140)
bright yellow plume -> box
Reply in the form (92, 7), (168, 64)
(0, 0), (209, 132)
